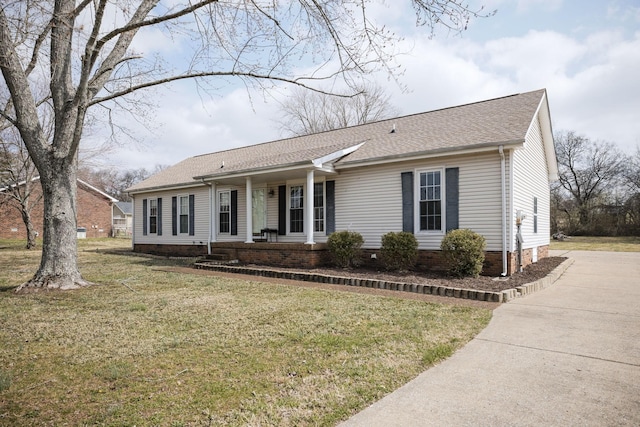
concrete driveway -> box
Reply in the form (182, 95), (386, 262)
(340, 250), (640, 426)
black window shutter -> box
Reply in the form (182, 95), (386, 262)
(172, 196), (177, 236)
(278, 185), (286, 235)
(157, 198), (163, 236)
(325, 180), (335, 235)
(142, 199), (148, 236)
(445, 167), (459, 232)
(189, 194), (195, 236)
(230, 190), (238, 236)
(401, 172), (414, 233)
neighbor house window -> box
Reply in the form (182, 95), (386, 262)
(149, 199), (158, 234)
(419, 170), (442, 231)
(290, 185), (304, 233)
(314, 182), (324, 232)
(533, 197), (538, 234)
(179, 195), (189, 234)
(219, 191), (231, 234)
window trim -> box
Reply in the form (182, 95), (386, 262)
(314, 182), (325, 233)
(177, 194), (190, 234)
(148, 198), (158, 235)
(218, 190), (232, 235)
(415, 168), (446, 234)
(533, 196), (538, 234)
(288, 183), (305, 234)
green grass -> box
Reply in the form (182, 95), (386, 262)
(550, 235), (640, 252)
(0, 238), (492, 426)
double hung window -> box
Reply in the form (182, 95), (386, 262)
(314, 182), (324, 232)
(149, 199), (158, 234)
(419, 171), (442, 231)
(290, 185), (304, 233)
(179, 195), (189, 234)
(219, 191), (231, 234)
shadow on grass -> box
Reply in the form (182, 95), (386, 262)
(0, 285), (19, 292)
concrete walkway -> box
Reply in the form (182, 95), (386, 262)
(340, 251), (640, 426)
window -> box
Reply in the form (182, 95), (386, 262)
(149, 199), (158, 234)
(219, 191), (230, 234)
(179, 195), (189, 234)
(290, 185), (304, 233)
(419, 171), (442, 231)
(533, 197), (538, 234)
(314, 182), (324, 232)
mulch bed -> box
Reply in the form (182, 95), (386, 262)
(246, 256), (568, 293)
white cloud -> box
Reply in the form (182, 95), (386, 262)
(100, 2), (640, 171)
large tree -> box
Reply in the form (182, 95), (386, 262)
(0, 1), (493, 292)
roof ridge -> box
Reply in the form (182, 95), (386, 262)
(191, 89), (545, 160)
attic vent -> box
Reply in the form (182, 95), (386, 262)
(390, 123), (396, 133)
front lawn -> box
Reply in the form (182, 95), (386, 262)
(0, 239), (491, 426)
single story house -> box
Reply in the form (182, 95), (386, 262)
(127, 89), (557, 276)
(0, 178), (118, 239)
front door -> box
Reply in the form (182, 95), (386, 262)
(252, 189), (267, 235)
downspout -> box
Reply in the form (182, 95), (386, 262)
(499, 146), (508, 277)
(202, 180), (213, 256)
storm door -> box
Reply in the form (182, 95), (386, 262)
(252, 188), (267, 235)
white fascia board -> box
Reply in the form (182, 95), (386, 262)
(312, 141), (366, 169)
(335, 140), (524, 170)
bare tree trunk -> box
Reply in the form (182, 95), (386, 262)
(20, 205), (37, 249)
(16, 165), (91, 291)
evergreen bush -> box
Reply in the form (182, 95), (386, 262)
(440, 229), (486, 277)
(327, 231), (364, 268)
(380, 231), (418, 271)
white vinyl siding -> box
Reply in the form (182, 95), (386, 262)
(513, 115), (552, 250)
(335, 152), (506, 251)
(133, 186), (209, 245)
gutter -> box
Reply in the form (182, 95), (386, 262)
(499, 145), (508, 276)
(335, 139), (524, 170)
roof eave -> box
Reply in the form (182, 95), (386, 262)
(335, 140), (525, 169)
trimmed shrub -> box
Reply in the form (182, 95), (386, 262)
(440, 229), (486, 277)
(327, 231), (364, 268)
(380, 231), (418, 271)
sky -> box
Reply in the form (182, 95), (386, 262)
(96, 0), (640, 171)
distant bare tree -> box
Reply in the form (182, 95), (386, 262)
(80, 165), (166, 202)
(278, 84), (400, 136)
(0, 124), (42, 249)
(554, 131), (625, 232)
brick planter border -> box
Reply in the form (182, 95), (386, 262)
(193, 258), (574, 303)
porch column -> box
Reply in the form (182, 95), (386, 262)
(245, 177), (254, 243)
(306, 170), (315, 244)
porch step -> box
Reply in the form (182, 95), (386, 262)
(195, 259), (239, 267)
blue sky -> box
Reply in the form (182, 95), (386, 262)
(97, 0), (640, 170)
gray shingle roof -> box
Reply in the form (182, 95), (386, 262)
(127, 89), (546, 193)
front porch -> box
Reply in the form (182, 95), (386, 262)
(208, 241), (331, 268)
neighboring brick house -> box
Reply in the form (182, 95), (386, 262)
(0, 178), (117, 239)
